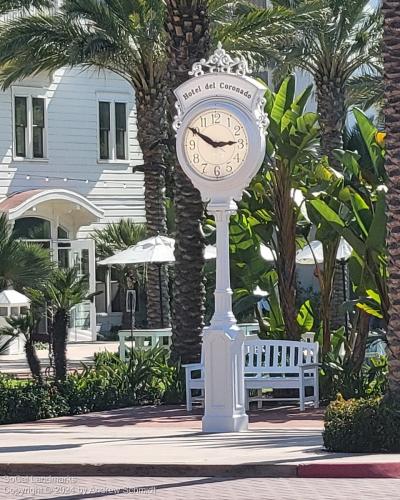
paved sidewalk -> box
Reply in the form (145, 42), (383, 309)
(0, 477), (399, 500)
(0, 405), (399, 478)
(0, 342), (119, 376)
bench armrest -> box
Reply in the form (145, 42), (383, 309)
(182, 363), (203, 371)
(299, 363), (320, 370)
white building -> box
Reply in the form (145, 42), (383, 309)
(0, 66), (145, 341)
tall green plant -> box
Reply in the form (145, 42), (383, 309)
(43, 268), (94, 381)
(237, 76), (319, 339)
(307, 110), (387, 363)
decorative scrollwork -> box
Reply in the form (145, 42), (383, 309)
(255, 97), (269, 132)
(189, 42), (249, 77)
(172, 101), (183, 132)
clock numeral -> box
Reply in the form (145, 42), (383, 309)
(238, 138), (245, 149)
(193, 154), (200, 163)
(226, 163), (232, 173)
(189, 139), (196, 150)
(234, 125), (241, 136)
(200, 116), (207, 127)
(214, 165), (221, 177)
(227, 116), (231, 127)
(234, 153), (240, 163)
(191, 127), (199, 137)
(212, 113), (220, 124)
(201, 163), (207, 174)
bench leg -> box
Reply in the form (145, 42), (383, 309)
(257, 389), (263, 409)
(314, 368), (320, 408)
(185, 370), (192, 412)
(245, 389), (249, 411)
(299, 379), (305, 411)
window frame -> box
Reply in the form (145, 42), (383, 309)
(96, 93), (129, 163)
(12, 87), (48, 161)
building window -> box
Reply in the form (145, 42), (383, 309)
(115, 103), (126, 160)
(98, 100), (127, 161)
(15, 97), (27, 157)
(99, 101), (110, 160)
(32, 97), (45, 158)
(13, 94), (46, 159)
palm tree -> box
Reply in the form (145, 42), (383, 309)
(382, 0), (400, 402)
(93, 220), (166, 327)
(226, 0), (382, 168)
(0, 0), (170, 329)
(0, 214), (53, 291)
(0, 313), (43, 382)
(44, 267), (93, 381)
(164, 0), (211, 363)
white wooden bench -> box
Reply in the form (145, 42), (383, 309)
(184, 337), (319, 412)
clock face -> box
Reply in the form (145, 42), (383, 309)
(183, 108), (249, 180)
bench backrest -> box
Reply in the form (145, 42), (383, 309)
(244, 339), (319, 374)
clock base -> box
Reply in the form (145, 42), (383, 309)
(202, 413), (249, 433)
(201, 325), (249, 433)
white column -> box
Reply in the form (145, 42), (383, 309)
(202, 202), (248, 433)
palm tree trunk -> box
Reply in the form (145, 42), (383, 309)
(383, 0), (400, 402)
(271, 160), (299, 340)
(136, 85), (170, 329)
(315, 75), (346, 169)
(25, 338), (42, 383)
(52, 309), (69, 382)
(165, 0), (210, 363)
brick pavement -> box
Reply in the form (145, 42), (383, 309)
(0, 477), (399, 500)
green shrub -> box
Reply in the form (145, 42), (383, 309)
(0, 377), (69, 424)
(323, 396), (400, 452)
(0, 347), (184, 424)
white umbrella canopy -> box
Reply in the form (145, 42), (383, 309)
(0, 289), (30, 307)
(296, 238), (353, 265)
(260, 244), (277, 262)
(98, 235), (216, 266)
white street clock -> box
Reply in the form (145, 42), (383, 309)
(173, 43), (268, 204)
(173, 43), (269, 434)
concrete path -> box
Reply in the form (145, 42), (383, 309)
(0, 477), (399, 500)
(0, 405), (399, 478)
(0, 341), (119, 376)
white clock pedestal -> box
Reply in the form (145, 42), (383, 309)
(202, 202), (248, 433)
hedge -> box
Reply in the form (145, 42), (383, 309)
(323, 396), (400, 453)
(0, 348), (184, 424)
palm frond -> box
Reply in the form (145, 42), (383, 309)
(93, 220), (147, 258)
(0, 0), (51, 16)
(0, 213), (53, 290)
(345, 72), (384, 112)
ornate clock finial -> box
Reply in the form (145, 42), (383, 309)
(189, 42), (250, 77)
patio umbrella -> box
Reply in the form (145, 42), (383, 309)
(260, 244), (277, 262)
(295, 238), (352, 264)
(98, 236), (216, 327)
(296, 237), (353, 338)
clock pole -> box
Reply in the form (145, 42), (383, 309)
(202, 200), (249, 433)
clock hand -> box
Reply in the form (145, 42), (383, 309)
(189, 127), (238, 150)
(189, 127), (220, 148)
(213, 139), (237, 147)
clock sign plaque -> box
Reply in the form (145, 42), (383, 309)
(174, 43), (268, 433)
